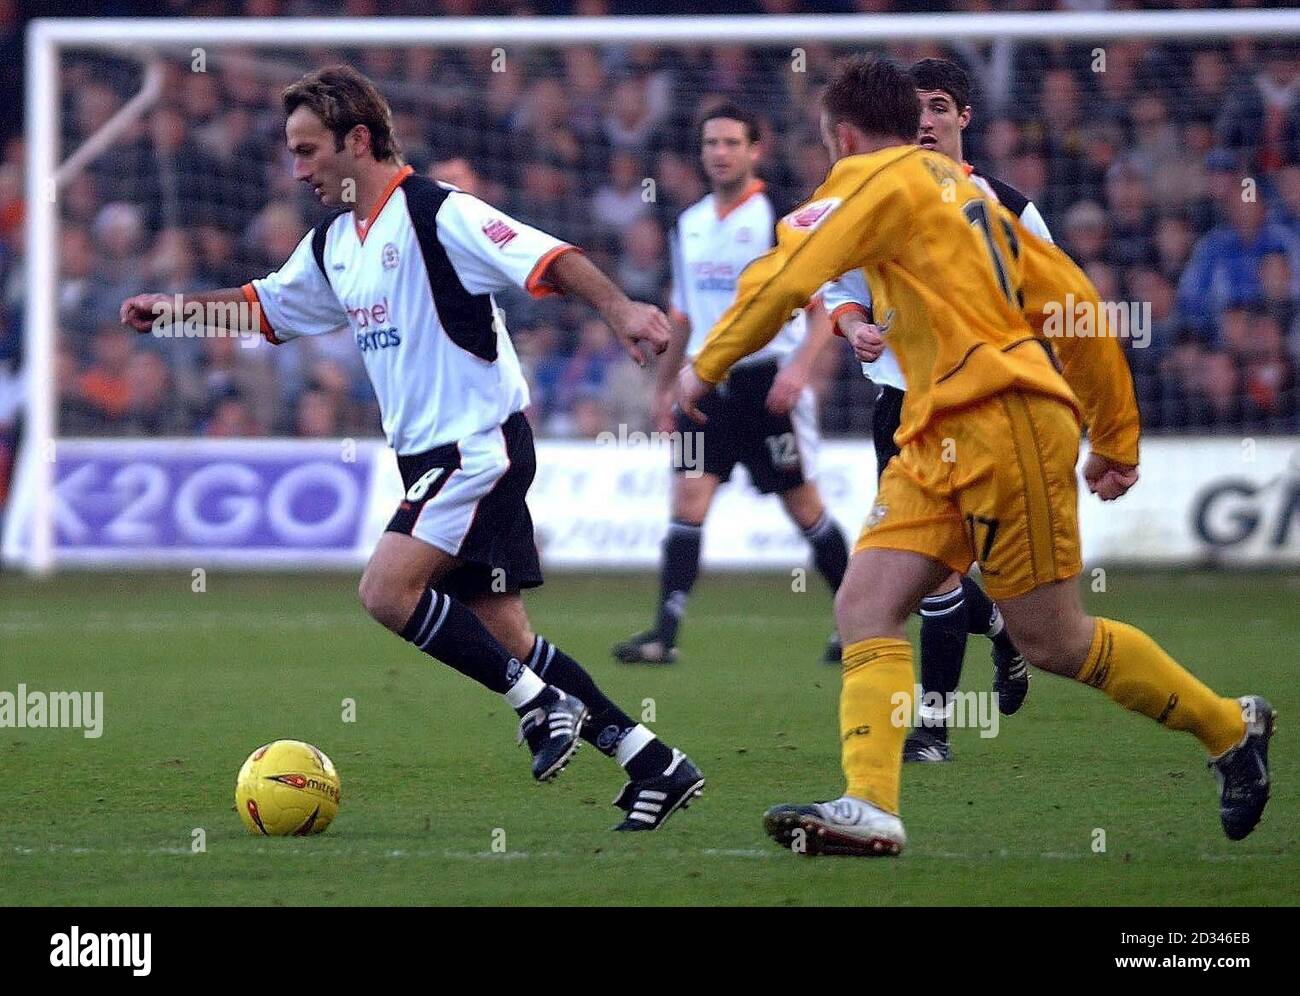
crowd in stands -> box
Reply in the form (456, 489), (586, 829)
(1, 0), (1299, 505)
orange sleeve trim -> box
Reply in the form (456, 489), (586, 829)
(241, 283), (282, 345)
(525, 244), (581, 299)
(829, 302), (869, 336)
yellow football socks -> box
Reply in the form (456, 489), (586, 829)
(840, 636), (913, 814)
(1078, 618), (1245, 757)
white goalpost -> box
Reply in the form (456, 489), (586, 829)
(11, 10), (1300, 574)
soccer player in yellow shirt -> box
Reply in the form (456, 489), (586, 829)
(677, 56), (1274, 856)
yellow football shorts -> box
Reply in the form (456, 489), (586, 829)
(856, 390), (1083, 601)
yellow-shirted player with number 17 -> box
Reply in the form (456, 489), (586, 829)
(677, 56), (1275, 856)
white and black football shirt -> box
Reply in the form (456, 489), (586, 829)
(243, 165), (575, 455)
(669, 180), (807, 368)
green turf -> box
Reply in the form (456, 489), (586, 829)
(0, 570), (1295, 906)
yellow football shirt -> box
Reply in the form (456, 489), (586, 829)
(692, 144), (1140, 467)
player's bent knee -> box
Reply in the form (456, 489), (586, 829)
(1005, 621), (1092, 676)
(834, 581), (906, 642)
(357, 568), (420, 633)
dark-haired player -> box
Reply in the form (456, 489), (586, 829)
(680, 56), (1271, 856)
(613, 101), (849, 666)
(122, 65), (704, 831)
(822, 58), (1048, 762)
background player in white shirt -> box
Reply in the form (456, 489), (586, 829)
(822, 59), (1046, 762)
(122, 65), (704, 830)
(613, 103), (851, 666)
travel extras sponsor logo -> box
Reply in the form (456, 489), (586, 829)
(348, 296), (402, 352)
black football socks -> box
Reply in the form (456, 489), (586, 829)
(917, 584), (968, 737)
(803, 512), (849, 592)
(399, 588), (546, 712)
(653, 519), (702, 649)
(529, 636), (673, 779)
(961, 575), (1018, 658)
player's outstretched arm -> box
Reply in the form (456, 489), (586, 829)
(120, 288), (258, 336)
(544, 250), (671, 367)
(691, 159), (908, 390)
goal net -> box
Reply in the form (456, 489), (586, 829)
(7, 11), (1300, 573)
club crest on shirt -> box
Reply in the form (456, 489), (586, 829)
(382, 242), (400, 269)
(783, 197), (842, 232)
(482, 218), (518, 250)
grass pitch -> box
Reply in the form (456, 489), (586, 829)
(1, 570), (1295, 906)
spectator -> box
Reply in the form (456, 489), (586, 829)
(1103, 157), (1157, 268)
(123, 349), (186, 436)
(294, 388), (341, 438)
(1259, 251), (1298, 345)
(603, 74), (661, 152)
(652, 148), (706, 229)
(615, 217), (667, 303)
(0, 158), (21, 250)
(1269, 164), (1300, 238)
(1190, 148), (1247, 232)
(509, 156), (588, 247)
(1126, 265), (1181, 360)
(0, 354), (18, 506)
(593, 150), (652, 234)
(1129, 94), (1201, 213)
(179, 333), (279, 435)
(1153, 213), (1196, 283)
(569, 389), (615, 439)
(1238, 309), (1296, 424)
(193, 223), (244, 288)
(58, 225), (98, 340)
(1216, 41), (1300, 175)
(1199, 350), (1242, 427)
(550, 317), (624, 427)
(76, 325), (134, 431)
(1085, 260), (1120, 305)
(1187, 47), (1233, 126)
(88, 202), (146, 331)
(563, 46), (607, 140)
(138, 105), (252, 233)
(203, 388), (260, 437)
(1177, 191), (1300, 328)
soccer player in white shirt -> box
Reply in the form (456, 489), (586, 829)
(820, 59), (1048, 762)
(613, 103), (851, 667)
(122, 66), (703, 830)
